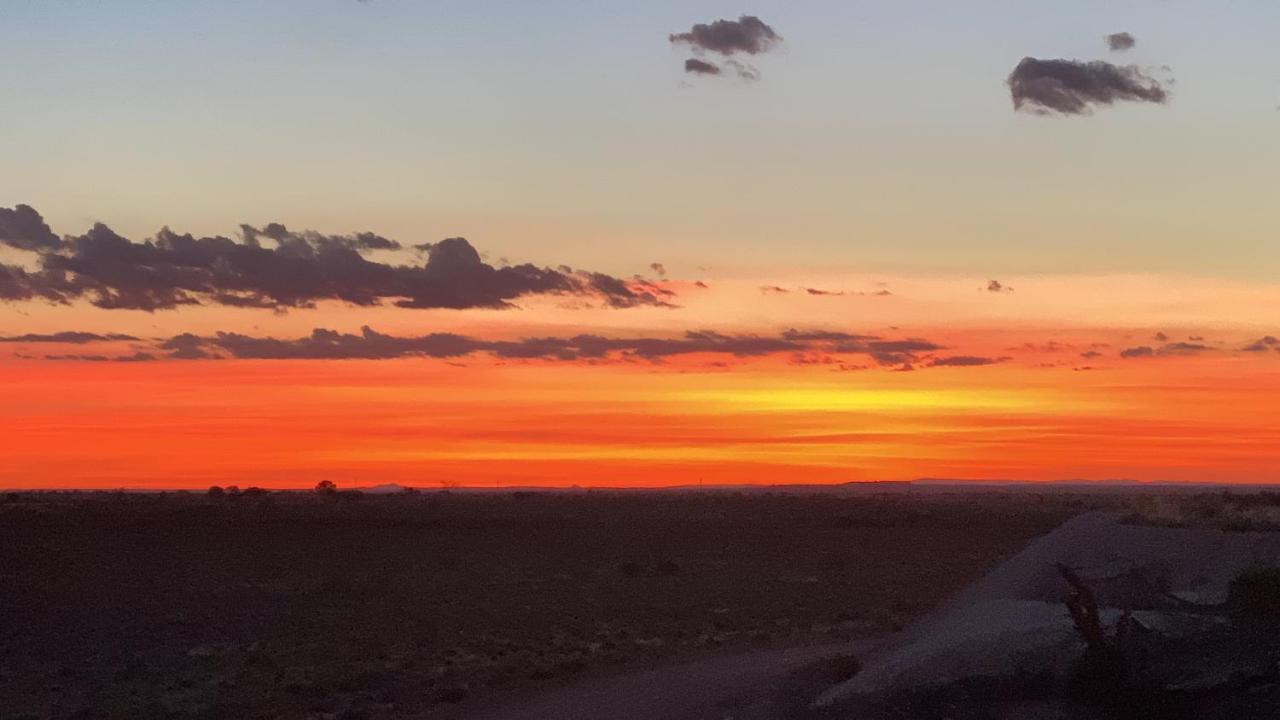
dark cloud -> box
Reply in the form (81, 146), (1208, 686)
(1080, 350), (1103, 359)
(1162, 342), (1211, 355)
(1242, 336), (1280, 353)
(760, 285), (790, 294)
(1007, 57), (1169, 115)
(0, 204), (61, 252)
(649, 262), (667, 277)
(804, 287), (844, 296)
(1154, 331), (1169, 342)
(0, 206), (670, 312)
(44, 351), (156, 363)
(192, 327), (480, 361)
(671, 15), (779, 82)
(839, 338), (947, 367)
(158, 333), (216, 360)
(928, 355), (1010, 367)
(47, 326), (978, 370)
(859, 339), (945, 354)
(684, 58), (721, 76)
(782, 329), (877, 342)
(0, 331), (138, 344)
(1, 264), (41, 301)
(986, 280), (1013, 293)
(1106, 32), (1136, 52)
(1120, 342), (1212, 358)
(669, 15), (781, 56)
(1019, 341), (1071, 353)
(154, 327), (807, 363)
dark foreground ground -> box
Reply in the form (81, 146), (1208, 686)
(0, 490), (1112, 719)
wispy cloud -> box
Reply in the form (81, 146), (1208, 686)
(1242, 336), (1280, 353)
(5, 326), (997, 371)
(928, 355), (1011, 367)
(1120, 341), (1213, 358)
(0, 331), (138, 344)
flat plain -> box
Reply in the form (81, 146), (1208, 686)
(0, 489), (1109, 719)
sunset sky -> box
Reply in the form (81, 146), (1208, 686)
(3, 1), (1280, 488)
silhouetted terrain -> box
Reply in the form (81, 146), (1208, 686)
(0, 490), (1108, 719)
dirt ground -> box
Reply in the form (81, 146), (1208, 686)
(0, 490), (1104, 719)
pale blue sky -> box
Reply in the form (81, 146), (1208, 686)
(2, 1), (1278, 278)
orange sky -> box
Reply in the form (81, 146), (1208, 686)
(4, 322), (1279, 488)
(6, 218), (1280, 489)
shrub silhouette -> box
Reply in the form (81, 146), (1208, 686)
(1228, 565), (1280, 618)
(315, 480), (338, 495)
(1057, 563), (1143, 705)
(207, 486), (224, 498)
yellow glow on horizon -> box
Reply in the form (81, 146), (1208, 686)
(679, 385), (1089, 415)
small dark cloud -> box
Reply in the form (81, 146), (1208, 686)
(684, 58), (721, 76)
(986, 280), (1013, 293)
(669, 15), (781, 56)
(1106, 32), (1136, 52)
(1120, 346), (1154, 358)
(1154, 331), (1169, 342)
(789, 352), (836, 366)
(1242, 336), (1280, 353)
(1162, 342), (1211, 355)
(1008, 57), (1169, 115)
(847, 339), (947, 367)
(1019, 341), (1070, 353)
(159, 333), (216, 360)
(649, 262), (667, 277)
(760, 285), (790, 294)
(782, 329), (877, 342)
(861, 339), (945, 354)
(671, 15), (780, 82)
(804, 287), (844, 296)
(928, 355), (1011, 367)
(694, 280), (709, 289)
(1080, 350), (1103, 359)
